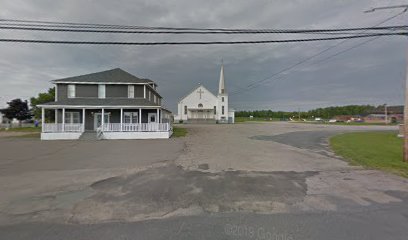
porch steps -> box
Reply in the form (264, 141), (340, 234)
(79, 131), (98, 141)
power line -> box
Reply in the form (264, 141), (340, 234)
(0, 32), (405, 45)
(230, 10), (406, 95)
(1, 25), (406, 34)
(1, 18), (407, 32)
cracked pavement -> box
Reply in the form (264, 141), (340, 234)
(1, 122), (408, 239)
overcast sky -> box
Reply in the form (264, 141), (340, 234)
(0, 0), (407, 112)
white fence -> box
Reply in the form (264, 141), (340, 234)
(43, 123), (83, 132)
(102, 123), (171, 132)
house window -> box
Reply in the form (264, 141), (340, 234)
(67, 84), (75, 98)
(98, 85), (106, 99)
(128, 85), (135, 98)
(184, 106), (187, 115)
(154, 95), (157, 103)
(124, 112), (138, 123)
(149, 91), (151, 101)
(198, 103), (203, 108)
(214, 106), (216, 114)
(222, 106), (225, 115)
(222, 97), (224, 102)
(64, 112), (80, 124)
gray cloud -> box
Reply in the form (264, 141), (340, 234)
(0, 0), (407, 111)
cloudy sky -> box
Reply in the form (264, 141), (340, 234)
(0, 0), (407, 112)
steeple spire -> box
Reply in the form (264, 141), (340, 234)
(218, 60), (226, 94)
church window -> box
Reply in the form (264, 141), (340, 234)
(184, 106), (187, 115)
(214, 106), (216, 114)
(222, 106), (225, 115)
(198, 103), (203, 108)
(222, 97), (224, 102)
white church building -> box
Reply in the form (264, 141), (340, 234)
(175, 64), (235, 124)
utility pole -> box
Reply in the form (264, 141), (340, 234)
(298, 108), (301, 121)
(384, 103), (388, 125)
(365, 5), (408, 162)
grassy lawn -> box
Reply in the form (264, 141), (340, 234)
(293, 121), (397, 126)
(172, 126), (187, 137)
(6, 133), (41, 139)
(330, 131), (408, 178)
(235, 117), (283, 123)
(0, 127), (41, 132)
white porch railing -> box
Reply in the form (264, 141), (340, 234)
(102, 123), (171, 132)
(42, 123), (83, 133)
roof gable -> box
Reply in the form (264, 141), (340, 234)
(178, 84), (217, 103)
(52, 68), (154, 84)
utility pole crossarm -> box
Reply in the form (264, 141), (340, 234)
(364, 5), (408, 13)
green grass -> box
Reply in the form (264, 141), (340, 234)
(172, 126), (187, 137)
(6, 133), (41, 139)
(235, 117), (283, 123)
(330, 131), (408, 178)
(0, 127), (41, 132)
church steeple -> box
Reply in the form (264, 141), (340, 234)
(218, 61), (226, 94)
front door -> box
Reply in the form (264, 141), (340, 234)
(148, 113), (157, 123)
(94, 113), (110, 130)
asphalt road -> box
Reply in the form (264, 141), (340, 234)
(1, 122), (408, 240)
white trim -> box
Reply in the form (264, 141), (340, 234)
(41, 108), (45, 130)
(102, 131), (171, 140)
(62, 108), (65, 132)
(55, 85), (58, 101)
(139, 108), (142, 124)
(143, 85), (146, 98)
(120, 108), (123, 131)
(38, 105), (163, 109)
(53, 81), (151, 85)
(41, 132), (82, 140)
(82, 108), (85, 131)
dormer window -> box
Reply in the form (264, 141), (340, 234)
(128, 85), (135, 98)
(67, 84), (76, 98)
(98, 84), (106, 98)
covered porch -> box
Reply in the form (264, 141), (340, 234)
(40, 106), (172, 140)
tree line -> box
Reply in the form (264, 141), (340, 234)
(236, 105), (377, 120)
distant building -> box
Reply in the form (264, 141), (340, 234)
(365, 105), (403, 123)
(332, 115), (362, 122)
(174, 64), (235, 124)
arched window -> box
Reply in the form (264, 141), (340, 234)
(198, 103), (203, 108)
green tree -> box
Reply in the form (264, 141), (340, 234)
(1, 98), (32, 127)
(30, 87), (55, 120)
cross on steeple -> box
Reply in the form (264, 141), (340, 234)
(197, 88), (204, 99)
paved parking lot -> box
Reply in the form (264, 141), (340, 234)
(1, 122), (408, 240)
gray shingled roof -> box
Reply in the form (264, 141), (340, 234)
(52, 68), (154, 84)
(39, 98), (159, 107)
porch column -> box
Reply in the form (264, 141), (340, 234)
(157, 108), (159, 123)
(160, 109), (162, 123)
(139, 108), (142, 124)
(101, 108), (105, 130)
(41, 107), (45, 132)
(62, 108), (65, 132)
(54, 109), (58, 123)
(120, 108), (123, 131)
(82, 108), (85, 132)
